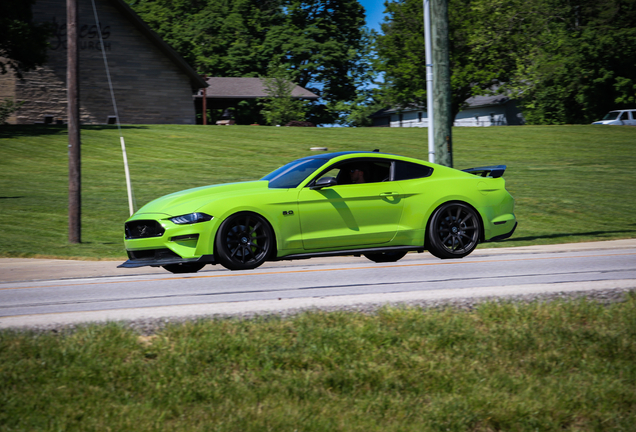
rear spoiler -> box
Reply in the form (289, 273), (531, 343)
(462, 165), (507, 178)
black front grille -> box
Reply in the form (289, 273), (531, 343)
(127, 249), (181, 261)
(125, 220), (165, 239)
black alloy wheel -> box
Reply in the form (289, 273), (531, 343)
(215, 212), (274, 270)
(363, 251), (408, 263)
(426, 202), (481, 259)
(162, 262), (206, 274)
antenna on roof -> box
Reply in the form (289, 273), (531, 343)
(373, 149), (380, 152)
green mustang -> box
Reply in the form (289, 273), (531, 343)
(119, 151), (516, 273)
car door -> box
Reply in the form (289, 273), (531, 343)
(297, 159), (404, 250)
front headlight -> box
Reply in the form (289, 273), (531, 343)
(169, 212), (213, 225)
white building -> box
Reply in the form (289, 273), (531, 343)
(370, 95), (524, 127)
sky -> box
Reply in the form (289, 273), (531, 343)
(358, 0), (386, 32)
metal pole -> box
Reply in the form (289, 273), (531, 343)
(120, 137), (134, 215)
(89, 0), (135, 215)
(424, 0), (434, 163)
(67, 0), (81, 243)
(432, 0), (453, 167)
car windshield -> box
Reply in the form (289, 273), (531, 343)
(261, 158), (328, 188)
(602, 111), (620, 120)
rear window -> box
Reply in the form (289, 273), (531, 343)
(394, 161), (433, 181)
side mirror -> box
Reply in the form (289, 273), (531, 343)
(310, 177), (337, 190)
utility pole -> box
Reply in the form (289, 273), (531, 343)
(431, 0), (453, 167)
(423, 0), (434, 163)
(202, 75), (207, 125)
(67, 0), (81, 243)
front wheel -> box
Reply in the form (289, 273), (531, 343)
(426, 202), (481, 259)
(363, 251), (407, 263)
(215, 212), (275, 270)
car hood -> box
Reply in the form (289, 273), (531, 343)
(133, 181), (270, 217)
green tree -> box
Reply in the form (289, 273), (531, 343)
(0, 0), (53, 77)
(264, 0), (368, 123)
(0, 99), (23, 124)
(375, 0), (636, 124)
(128, 0), (371, 125)
(259, 64), (308, 125)
(375, 0), (533, 118)
(513, 0), (636, 124)
(325, 27), (381, 126)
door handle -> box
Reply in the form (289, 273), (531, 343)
(379, 192), (400, 197)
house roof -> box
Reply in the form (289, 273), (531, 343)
(108, 0), (207, 90)
(464, 94), (511, 107)
(195, 77), (320, 99)
(369, 95), (513, 117)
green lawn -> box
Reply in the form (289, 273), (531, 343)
(1, 124), (635, 259)
(2, 297), (635, 431)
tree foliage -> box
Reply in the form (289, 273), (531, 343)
(259, 64), (308, 125)
(375, 0), (527, 118)
(128, 0), (371, 125)
(0, 0), (53, 77)
(513, 0), (636, 124)
(375, 0), (636, 124)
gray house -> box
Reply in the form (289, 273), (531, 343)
(370, 95), (524, 127)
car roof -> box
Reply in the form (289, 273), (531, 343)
(296, 151), (374, 160)
(295, 151), (405, 163)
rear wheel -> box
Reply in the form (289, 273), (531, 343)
(426, 202), (481, 259)
(162, 262), (206, 274)
(215, 212), (274, 270)
(363, 251), (407, 263)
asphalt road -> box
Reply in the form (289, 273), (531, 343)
(1, 239), (635, 329)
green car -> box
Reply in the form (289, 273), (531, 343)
(119, 151), (516, 273)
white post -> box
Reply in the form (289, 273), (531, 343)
(424, 0), (435, 163)
(120, 137), (134, 216)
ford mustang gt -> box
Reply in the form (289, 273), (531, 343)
(119, 151), (516, 273)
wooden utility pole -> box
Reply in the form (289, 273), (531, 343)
(431, 0), (453, 167)
(202, 76), (207, 125)
(67, 0), (81, 243)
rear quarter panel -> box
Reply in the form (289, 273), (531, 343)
(396, 168), (515, 243)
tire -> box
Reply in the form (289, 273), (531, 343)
(162, 262), (206, 274)
(363, 251), (407, 263)
(426, 202), (481, 259)
(215, 212), (274, 270)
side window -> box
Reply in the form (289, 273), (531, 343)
(314, 168), (341, 184)
(394, 161), (433, 181)
(620, 111), (629, 120)
(310, 160), (392, 186)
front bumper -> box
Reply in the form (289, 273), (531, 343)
(119, 213), (218, 268)
(118, 250), (215, 268)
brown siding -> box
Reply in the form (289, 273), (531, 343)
(2, 0), (197, 125)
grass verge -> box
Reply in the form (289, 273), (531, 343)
(2, 296), (635, 431)
(1, 124), (635, 259)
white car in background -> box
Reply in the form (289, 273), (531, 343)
(592, 109), (636, 125)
